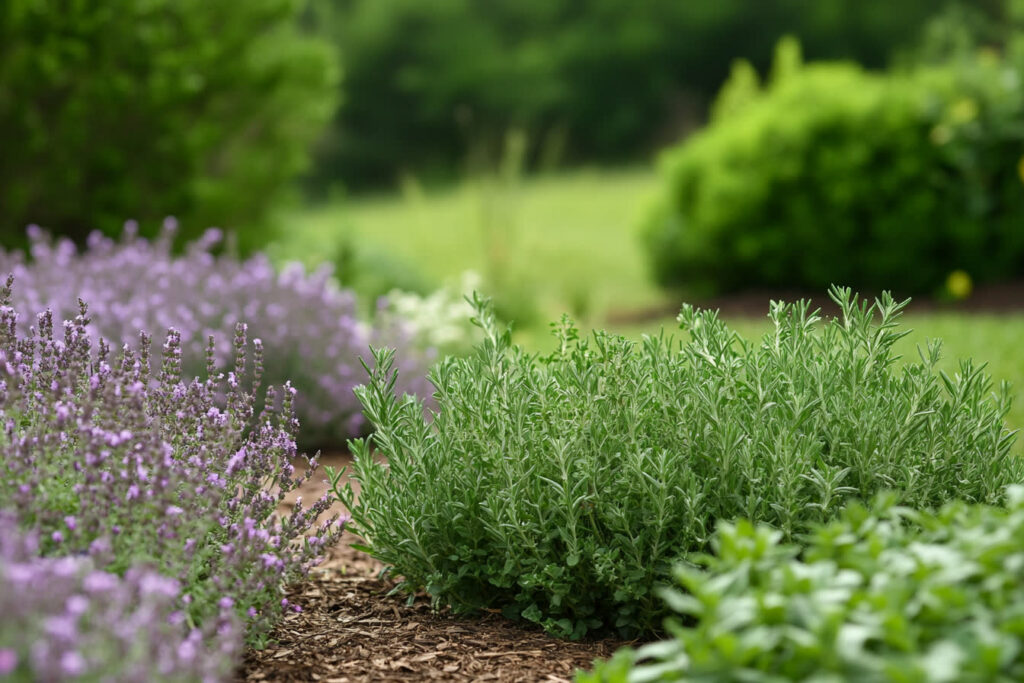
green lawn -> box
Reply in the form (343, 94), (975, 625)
(272, 167), (666, 320)
(277, 167), (1024, 447)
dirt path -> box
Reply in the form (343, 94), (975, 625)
(236, 454), (625, 682)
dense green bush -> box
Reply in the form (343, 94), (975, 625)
(0, 0), (337, 249)
(310, 0), (951, 188)
(332, 288), (1019, 640)
(581, 487), (1024, 681)
(644, 41), (1024, 296)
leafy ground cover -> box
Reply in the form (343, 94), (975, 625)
(583, 488), (1024, 681)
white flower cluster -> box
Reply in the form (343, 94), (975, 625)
(379, 271), (485, 357)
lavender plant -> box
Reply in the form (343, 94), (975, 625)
(0, 277), (344, 648)
(0, 222), (431, 446)
(333, 288), (1021, 639)
(580, 487), (1024, 682)
(0, 511), (238, 682)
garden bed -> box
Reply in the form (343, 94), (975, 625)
(238, 455), (624, 682)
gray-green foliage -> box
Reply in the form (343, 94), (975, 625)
(0, 0), (337, 249)
(580, 487), (1024, 682)
(332, 288), (1020, 639)
(311, 0), (949, 188)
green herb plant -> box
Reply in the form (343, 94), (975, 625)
(581, 486), (1024, 681)
(330, 287), (1020, 639)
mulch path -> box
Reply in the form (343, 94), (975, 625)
(236, 454), (627, 682)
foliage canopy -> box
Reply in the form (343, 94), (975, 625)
(0, 0), (338, 249)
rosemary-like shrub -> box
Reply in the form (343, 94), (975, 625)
(334, 288), (1020, 639)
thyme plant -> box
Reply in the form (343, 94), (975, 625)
(334, 288), (1021, 639)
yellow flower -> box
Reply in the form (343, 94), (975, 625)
(977, 47), (1000, 67)
(950, 97), (979, 125)
(946, 270), (973, 301)
(930, 124), (952, 146)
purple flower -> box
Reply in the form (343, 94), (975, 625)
(43, 615), (78, 641)
(0, 649), (17, 675)
(138, 573), (180, 599)
(0, 273), (347, 667)
(0, 225), (433, 445)
(65, 595), (90, 616)
(227, 447), (247, 475)
(260, 553), (284, 570)
(0, 514), (239, 681)
(83, 571), (118, 593)
(60, 651), (86, 677)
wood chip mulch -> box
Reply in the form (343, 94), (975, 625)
(235, 454), (627, 682)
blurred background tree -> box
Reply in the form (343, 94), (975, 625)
(0, 0), (338, 249)
(3, 0), (1023, 308)
(305, 0), (1003, 192)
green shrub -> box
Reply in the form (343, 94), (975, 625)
(0, 0), (338, 250)
(644, 42), (1024, 296)
(580, 487), (1024, 682)
(331, 288), (1020, 639)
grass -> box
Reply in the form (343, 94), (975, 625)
(272, 167), (666, 320)
(277, 167), (1024, 451)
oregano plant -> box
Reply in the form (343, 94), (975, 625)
(580, 487), (1024, 681)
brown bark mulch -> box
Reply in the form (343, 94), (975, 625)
(236, 454), (627, 682)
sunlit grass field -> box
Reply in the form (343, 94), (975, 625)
(279, 168), (1024, 447)
(273, 167), (666, 319)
